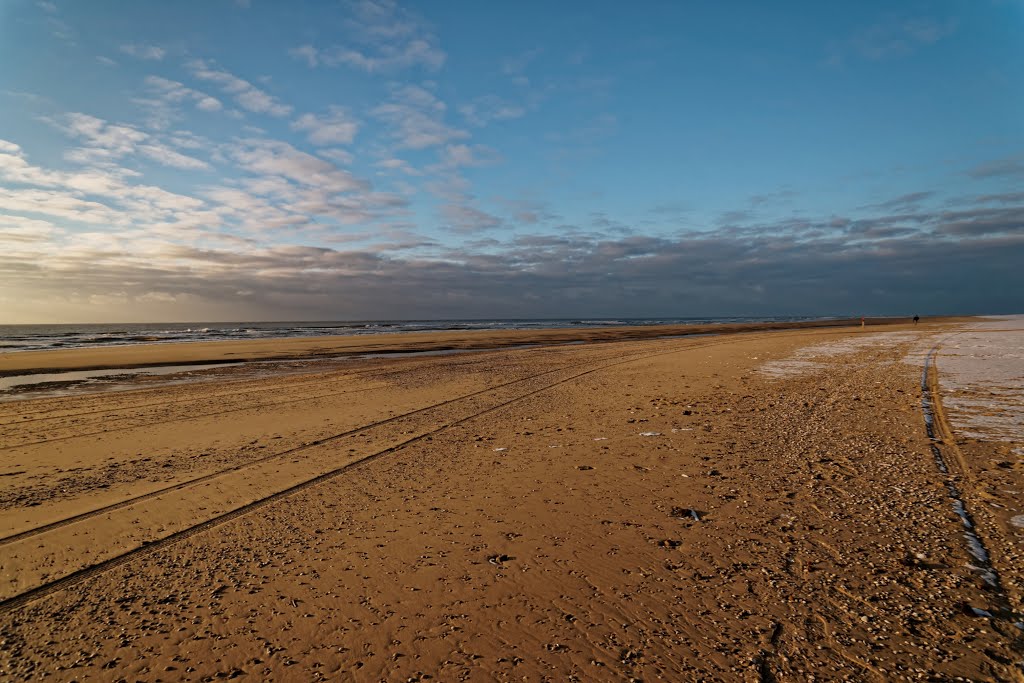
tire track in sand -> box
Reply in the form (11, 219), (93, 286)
(0, 347), (628, 546)
(0, 336), (732, 611)
(922, 342), (1022, 635)
(0, 354), (529, 447)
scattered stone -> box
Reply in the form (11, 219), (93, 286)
(670, 507), (702, 522)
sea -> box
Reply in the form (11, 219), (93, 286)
(0, 316), (832, 354)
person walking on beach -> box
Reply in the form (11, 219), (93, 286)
(913, 315), (919, 325)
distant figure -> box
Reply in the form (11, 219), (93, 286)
(861, 316), (865, 328)
(913, 315), (920, 325)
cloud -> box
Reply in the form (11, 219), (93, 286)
(372, 85), (468, 150)
(973, 191), (1024, 205)
(502, 48), (542, 86)
(144, 76), (223, 112)
(496, 198), (559, 225)
(209, 137), (407, 230)
(120, 44), (167, 61)
(374, 157), (420, 176)
(291, 107), (359, 146)
(441, 203), (503, 233)
(0, 186), (122, 225)
(458, 95), (527, 127)
(135, 75), (224, 129)
(225, 138), (364, 193)
(0, 131), (416, 310)
(288, 0), (444, 72)
(864, 191), (934, 210)
(935, 206), (1024, 236)
(288, 45), (319, 68)
(51, 112), (211, 170)
(187, 59), (292, 117)
(436, 144), (500, 169)
(827, 16), (957, 65)
(136, 143), (211, 171)
(0, 135), (216, 233)
(5, 202), (1021, 323)
(2, 155), (1022, 322)
(0, 213), (58, 243)
(968, 155), (1024, 179)
(548, 113), (618, 146)
(36, 1), (74, 43)
(317, 148), (355, 165)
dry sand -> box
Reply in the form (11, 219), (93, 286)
(0, 320), (1021, 681)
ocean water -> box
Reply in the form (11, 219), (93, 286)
(0, 316), (829, 354)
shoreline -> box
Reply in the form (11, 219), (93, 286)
(0, 315), (978, 376)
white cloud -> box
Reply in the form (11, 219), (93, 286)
(0, 186), (122, 225)
(137, 144), (211, 171)
(135, 75), (224, 129)
(288, 0), (444, 72)
(828, 16), (958, 65)
(317, 148), (356, 165)
(502, 48), (542, 77)
(144, 75), (223, 112)
(372, 85), (468, 150)
(459, 95), (526, 127)
(52, 113), (211, 170)
(0, 135), (212, 230)
(61, 113), (147, 159)
(437, 144), (499, 169)
(226, 138), (363, 193)
(0, 132), (418, 310)
(203, 136), (414, 231)
(374, 157), (420, 176)
(441, 203), (503, 233)
(120, 43), (166, 61)
(0, 213), (58, 244)
(311, 40), (445, 73)
(187, 59), (292, 117)
(291, 107), (359, 146)
(288, 45), (320, 68)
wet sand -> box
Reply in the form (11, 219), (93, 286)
(0, 320), (1021, 681)
(0, 317), (973, 377)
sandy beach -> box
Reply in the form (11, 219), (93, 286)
(0, 319), (1021, 681)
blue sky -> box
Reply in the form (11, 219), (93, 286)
(0, 0), (1021, 322)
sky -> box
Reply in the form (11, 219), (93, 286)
(0, 0), (1022, 323)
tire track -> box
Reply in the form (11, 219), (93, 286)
(0, 325), (870, 424)
(0, 352), (506, 431)
(921, 342), (1020, 629)
(0, 384), (381, 451)
(0, 336), (737, 611)
(0, 349), (625, 545)
(0, 349), (517, 424)
(0, 353), (551, 449)
(0, 366), (361, 424)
